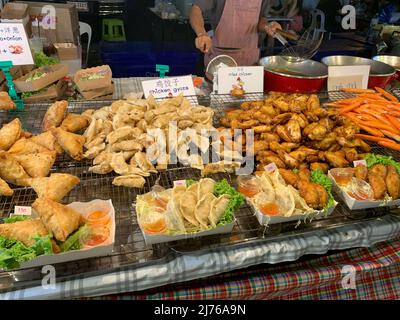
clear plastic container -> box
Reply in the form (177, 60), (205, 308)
(346, 178), (374, 201)
(330, 168), (355, 187)
(237, 175), (262, 198)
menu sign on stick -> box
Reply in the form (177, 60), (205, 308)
(142, 75), (196, 99)
(217, 66), (264, 95)
(328, 65), (370, 92)
(0, 23), (33, 65)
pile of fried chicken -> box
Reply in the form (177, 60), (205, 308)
(278, 168), (328, 210)
(354, 164), (400, 200)
(218, 92), (371, 172)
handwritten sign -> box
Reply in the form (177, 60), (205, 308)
(142, 75), (196, 99)
(217, 66), (264, 95)
(0, 23), (34, 65)
(328, 65), (370, 92)
(353, 160), (367, 167)
(14, 206), (32, 216)
(264, 162), (278, 173)
(173, 180), (187, 187)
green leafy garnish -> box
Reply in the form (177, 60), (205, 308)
(292, 169), (299, 174)
(4, 215), (30, 224)
(31, 235), (53, 256)
(365, 154), (400, 174)
(0, 236), (36, 270)
(311, 169), (335, 209)
(34, 51), (58, 68)
(60, 225), (89, 252)
(185, 179), (197, 187)
(21, 87), (48, 98)
(214, 179), (245, 226)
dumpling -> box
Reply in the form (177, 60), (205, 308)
(198, 178), (216, 198)
(0, 177), (13, 196)
(195, 193), (216, 229)
(0, 152), (30, 186)
(179, 190), (199, 226)
(164, 199), (186, 234)
(32, 197), (81, 242)
(28, 173), (80, 201)
(30, 131), (63, 154)
(171, 185), (186, 210)
(8, 138), (50, 155)
(274, 184), (295, 217)
(13, 151), (56, 177)
(112, 175), (145, 188)
(209, 195), (230, 227)
(42, 100), (68, 131)
(0, 219), (48, 247)
(133, 152), (157, 173)
(257, 173), (276, 199)
(187, 183), (199, 202)
(0, 118), (22, 151)
(266, 170), (287, 188)
(60, 113), (90, 133)
(52, 127), (85, 160)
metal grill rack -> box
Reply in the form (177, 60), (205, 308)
(0, 92), (400, 292)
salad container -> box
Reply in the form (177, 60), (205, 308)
(74, 65), (112, 92)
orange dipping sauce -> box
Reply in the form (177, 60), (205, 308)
(85, 211), (111, 227)
(237, 176), (262, 198)
(260, 203), (280, 216)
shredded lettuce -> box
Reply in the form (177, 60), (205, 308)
(0, 236), (36, 270)
(365, 154), (400, 174)
(214, 179), (245, 226)
(4, 215), (30, 224)
(34, 51), (58, 68)
(311, 169), (335, 209)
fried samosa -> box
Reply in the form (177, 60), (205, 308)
(61, 113), (90, 133)
(32, 197), (81, 242)
(8, 138), (50, 155)
(13, 151), (56, 178)
(0, 92), (16, 110)
(28, 173), (80, 201)
(0, 152), (30, 186)
(0, 219), (49, 247)
(0, 118), (22, 151)
(30, 131), (63, 155)
(52, 127), (85, 160)
(112, 174), (145, 188)
(42, 100), (68, 131)
(0, 177), (13, 196)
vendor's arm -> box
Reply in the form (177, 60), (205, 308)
(190, 4), (212, 53)
(258, 0), (282, 35)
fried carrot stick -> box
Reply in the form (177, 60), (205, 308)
(354, 134), (393, 143)
(339, 101), (363, 114)
(360, 121), (398, 133)
(358, 124), (385, 137)
(385, 115), (400, 132)
(341, 88), (376, 94)
(378, 140), (400, 151)
(381, 130), (400, 142)
(375, 87), (399, 102)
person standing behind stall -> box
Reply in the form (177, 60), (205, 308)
(189, 0), (282, 67)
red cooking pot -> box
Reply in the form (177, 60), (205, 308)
(373, 55), (400, 79)
(322, 55), (398, 89)
(259, 56), (328, 93)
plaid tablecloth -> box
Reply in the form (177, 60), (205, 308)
(92, 236), (400, 300)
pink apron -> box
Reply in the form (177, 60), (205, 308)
(205, 0), (262, 67)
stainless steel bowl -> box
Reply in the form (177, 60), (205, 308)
(373, 55), (400, 71)
(259, 56), (328, 79)
(321, 55), (395, 76)
(205, 55), (237, 81)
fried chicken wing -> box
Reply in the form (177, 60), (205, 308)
(310, 163), (329, 173)
(368, 173), (387, 200)
(369, 164), (387, 178)
(385, 165), (400, 200)
(286, 119), (302, 143)
(298, 168), (311, 182)
(354, 166), (368, 181)
(279, 169), (299, 187)
(303, 123), (327, 141)
(324, 151), (350, 168)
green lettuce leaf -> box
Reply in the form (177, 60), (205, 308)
(311, 169), (335, 209)
(214, 179), (245, 226)
(0, 236), (36, 270)
(365, 154), (400, 174)
(31, 235), (53, 256)
(34, 51), (58, 68)
(185, 179), (197, 187)
(4, 215), (30, 224)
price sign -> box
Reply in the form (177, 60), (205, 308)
(0, 23), (34, 65)
(217, 66), (264, 95)
(14, 206), (32, 216)
(328, 65), (370, 92)
(142, 75), (196, 99)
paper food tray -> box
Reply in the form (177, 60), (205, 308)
(328, 172), (400, 210)
(247, 198), (337, 226)
(19, 199), (115, 269)
(141, 222), (235, 245)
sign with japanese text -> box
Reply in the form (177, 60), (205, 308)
(217, 66), (264, 95)
(0, 23), (34, 65)
(142, 75), (196, 99)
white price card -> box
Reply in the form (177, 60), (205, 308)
(142, 75), (196, 99)
(0, 23), (34, 65)
(217, 66), (264, 95)
(14, 206), (32, 216)
(328, 65), (370, 92)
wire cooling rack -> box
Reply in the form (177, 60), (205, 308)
(0, 93), (399, 292)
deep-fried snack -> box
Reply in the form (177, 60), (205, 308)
(0, 152), (30, 186)
(8, 138), (50, 155)
(13, 151), (56, 178)
(368, 173), (387, 200)
(369, 164), (387, 179)
(324, 151), (350, 168)
(0, 92), (16, 110)
(354, 166), (368, 181)
(279, 169), (299, 187)
(28, 173), (80, 201)
(310, 162), (329, 173)
(0, 219), (48, 246)
(112, 174), (146, 188)
(0, 177), (13, 196)
(385, 165), (400, 200)
(42, 100), (68, 131)
(32, 197), (81, 242)
(298, 168), (311, 182)
(298, 180), (327, 209)
(0, 118), (22, 151)
(61, 113), (90, 133)
(52, 127), (85, 160)
(30, 131), (63, 154)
